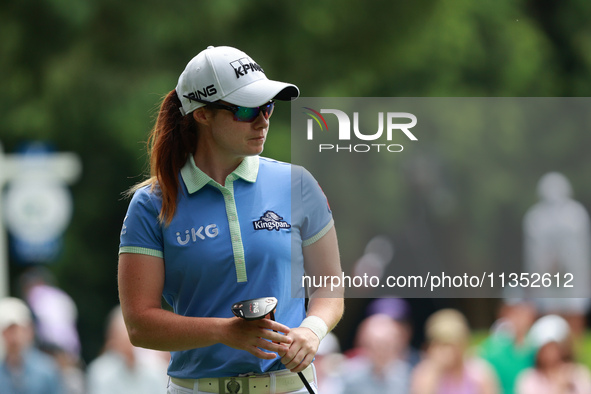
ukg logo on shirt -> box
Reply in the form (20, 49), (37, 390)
(176, 224), (219, 245)
(303, 107), (417, 153)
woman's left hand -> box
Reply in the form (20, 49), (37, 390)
(280, 327), (320, 372)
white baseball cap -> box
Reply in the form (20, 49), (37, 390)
(0, 297), (32, 331)
(176, 46), (300, 116)
(528, 314), (570, 349)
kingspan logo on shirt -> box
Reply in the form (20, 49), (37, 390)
(253, 211), (291, 231)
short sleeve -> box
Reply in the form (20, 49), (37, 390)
(298, 167), (334, 246)
(119, 187), (164, 258)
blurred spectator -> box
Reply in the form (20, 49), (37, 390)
(411, 308), (499, 394)
(479, 298), (537, 394)
(20, 267), (81, 356)
(516, 314), (591, 394)
(0, 297), (64, 394)
(366, 297), (421, 367)
(341, 313), (412, 394)
(44, 344), (86, 394)
(86, 305), (168, 394)
(314, 332), (345, 394)
(19, 268), (85, 393)
(523, 172), (591, 339)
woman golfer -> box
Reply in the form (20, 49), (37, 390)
(118, 45), (344, 394)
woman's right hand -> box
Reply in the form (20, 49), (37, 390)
(219, 317), (292, 359)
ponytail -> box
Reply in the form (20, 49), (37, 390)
(128, 90), (197, 225)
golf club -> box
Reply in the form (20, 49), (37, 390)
(231, 297), (315, 394)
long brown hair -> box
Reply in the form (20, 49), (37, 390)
(128, 89), (198, 225)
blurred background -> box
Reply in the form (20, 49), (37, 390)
(2, 0), (591, 392)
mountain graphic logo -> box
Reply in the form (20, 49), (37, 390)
(253, 210), (291, 231)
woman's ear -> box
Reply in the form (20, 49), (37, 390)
(192, 107), (211, 125)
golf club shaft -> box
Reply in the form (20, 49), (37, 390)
(298, 371), (315, 393)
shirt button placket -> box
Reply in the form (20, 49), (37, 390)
(222, 183), (247, 283)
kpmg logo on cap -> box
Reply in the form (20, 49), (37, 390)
(303, 107), (417, 153)
(230, 57), (265, 79)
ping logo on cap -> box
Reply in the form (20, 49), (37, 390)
(185, 84), (218, 102)
(230, 57), (265, 79)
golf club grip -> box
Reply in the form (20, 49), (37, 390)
(269, 312), (314, 393)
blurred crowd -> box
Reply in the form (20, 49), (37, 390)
(3, 284), (591, 394)
(309, 171), (591, 394)
(315, 297), (591, 394)
(0, 268), (169, 394)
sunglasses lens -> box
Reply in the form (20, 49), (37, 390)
(234, 107), (260, 122)
(233, 102), (275, 122)
(262, 102), (275, 119)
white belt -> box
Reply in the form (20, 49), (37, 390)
(170, 365), (314, 394)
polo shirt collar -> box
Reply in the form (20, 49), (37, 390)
(181, 155), (260, 194)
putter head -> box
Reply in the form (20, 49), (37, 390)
(231, 297), (278, 321)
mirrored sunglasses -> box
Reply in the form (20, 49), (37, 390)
(183, 95), (274, 122)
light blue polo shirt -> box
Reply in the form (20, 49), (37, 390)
(119, 155), (333, 379)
